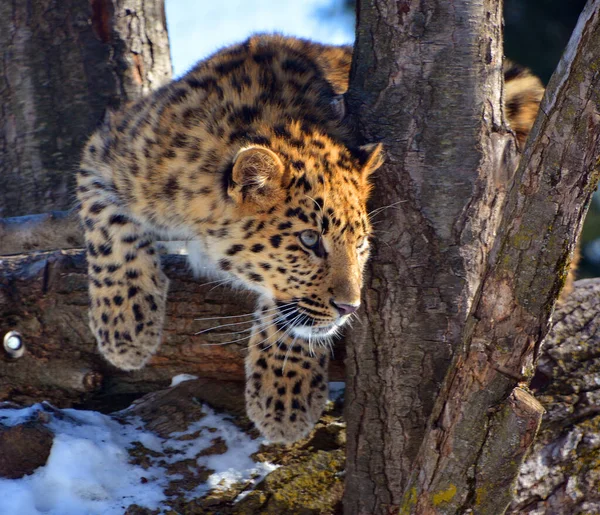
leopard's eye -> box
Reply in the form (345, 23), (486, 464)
(299, 229), (320, 249)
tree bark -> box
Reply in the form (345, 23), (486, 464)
(401, 1), (600, 511)
(344, 1), (514, 512)
(510, 279), (600, 514)
(344, 0), (600, 513)
(0, 249), (345, 409)
(0, 0), (171, 218)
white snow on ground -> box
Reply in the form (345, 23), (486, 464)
(0, 382), (347, 514)
(0, 402), (275, 515)
(169, 373), (199, 387)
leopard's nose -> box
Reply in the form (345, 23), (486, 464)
(330, 299), (360, 316)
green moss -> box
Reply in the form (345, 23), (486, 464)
(248, 449), (345, 514)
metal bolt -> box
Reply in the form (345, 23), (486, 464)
(3, 331), (24, 359)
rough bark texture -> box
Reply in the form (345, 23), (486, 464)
(400, 1), (600, 513)
(344, 0), (600, 513)
(0, 0), (171, 218)
(0, 250), (345, 409)
(344, 1), (515, 512)
(509, 279), (600, 514)
(0, 210), (190, 256)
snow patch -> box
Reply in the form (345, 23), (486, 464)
(169, 374), (199, 387)
(0, 402), (275, 514)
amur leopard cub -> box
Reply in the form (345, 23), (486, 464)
(77, 35), (543, 443)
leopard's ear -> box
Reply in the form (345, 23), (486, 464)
(357, 143), (385, 179)
(229, 147), (287, 207)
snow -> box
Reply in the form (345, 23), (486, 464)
(0, 381), (347, 513)
(169, 373), (199, 387)
(0, 402), (276, 515)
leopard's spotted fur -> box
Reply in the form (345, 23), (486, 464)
(77, 35), (543, 443)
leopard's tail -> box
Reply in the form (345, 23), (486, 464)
(503, 60), (545, 149)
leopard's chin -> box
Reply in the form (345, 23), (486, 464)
(290, 319), (346, 340)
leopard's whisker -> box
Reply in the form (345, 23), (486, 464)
(282, 335), (299, 371)
(255, 310), (305, 353)
(197, 277), (238, 288)
(193, 303), (293, 322)
(208, 278), (237, 292)
(246, 314), (293, 351)
(368, 200), (408, 220)
(194, 305), (295, 335)
(305, 194), (325, 232)
(200, 308), (296, 345)
(244, 308), (302, 349)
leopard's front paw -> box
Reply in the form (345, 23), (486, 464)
(245, 344), (329, 444)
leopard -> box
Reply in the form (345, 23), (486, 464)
(77, 34), (544, 444)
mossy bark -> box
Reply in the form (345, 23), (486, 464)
(509, 279), (600, 514)
(0, 0), (171, 218)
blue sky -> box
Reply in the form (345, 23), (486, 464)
(165, 0), (354, 77)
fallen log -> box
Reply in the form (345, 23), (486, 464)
(0, 249), (345, 408)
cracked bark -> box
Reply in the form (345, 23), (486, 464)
(0, 0), (171, 218)
(344, 0), (600, 514)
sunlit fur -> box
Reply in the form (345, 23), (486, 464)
(77, 35), (543, 443)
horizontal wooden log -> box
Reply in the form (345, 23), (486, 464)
(0, 211), (83, 255)
(0, 249), (345, 408)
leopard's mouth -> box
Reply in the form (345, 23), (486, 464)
(290, 322), (340, 340)
(273, 300), (348, 341)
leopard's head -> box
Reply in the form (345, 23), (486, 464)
(211, 129), (384, 342)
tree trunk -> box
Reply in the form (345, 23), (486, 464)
(0, 249), (346, 409)
(0, 0), (171, 218)
(401, 2), (600, 511)
(344, 0), (600, 513)
(344, 1), (513, 512)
